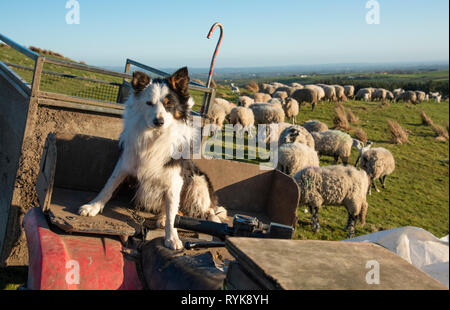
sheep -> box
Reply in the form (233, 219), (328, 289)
(231, 83), (240, 95)
(207, 104), (226, 130)
(333, 85), (347, 102)
(429, 92), (442, 103)
(393, 88), (405, 98)
(396, 90), (417, 104)
(415, 91), (426, 103)
(249, 103), (285, 125)
(291, 88), (319, 111)
(230, 106), (255, 133)
(322, 85), (337, 102)
(277, 142), (319, 176)
(305, 85), (325, 101)
(252, 92), (272, 103)
(271, 82), (288, 89)
(273, 90), (289, 101)
(386, 91), (395, 101)
(311, 130), (357, 165)
(267, 98), (283, 108)
(290, 82), (304, 89)
(344, 85), (355, 99)
(282, 98), (299, 124)
(214, 98), (236, 115)
(293, 165), (369, 237)
(355, 88), (372, 101)
(260, 83), (276, 95)
(237, 95), (255, 108)
(278, 125), (315, 149)
(303, 120), (329, 133)
(372, 88), (388, 101)
(355, 141), (395, 195)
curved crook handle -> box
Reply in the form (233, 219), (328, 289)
(206, 22), (223, 88)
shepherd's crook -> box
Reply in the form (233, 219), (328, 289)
(201, 22), (223, 115)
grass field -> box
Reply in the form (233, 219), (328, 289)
(0, 43), (448, 288)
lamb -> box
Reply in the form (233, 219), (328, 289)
(230, 106), (255, 133)
(322, 85), (337, 102)
(249, 103), (285, 125)
(282, 98), (299, 124)
(278, 125), (315, 149)
(303, 120), (329, 133)
(252, 92), (272, 103)
(344, 85), (355, 99)
(355, 141), (395, 195)
(305, 85), (325, 101)
(214, 98), (236, 115)
(415, 91), (426, 103)
(291, 88), (319, 111)
(293, 165), (369, 237)
(311, 130), (357, 165)
(237, 95), (255, 108)
(430, 92), (442, 103)
(396, 91), (417, 104)
(277, 142), (319, 176)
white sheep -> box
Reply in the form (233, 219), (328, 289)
(355, 141), (395, 195)
(252, 92), (272, 103)
(344, 85), (355, 99)
(230, 106), (255, 133)
(278, 125), (315, 149)
(305, 85), (325, 101)
(214, 98), (236, 115)
(311, 130), (357, 165)
(322, 85), (337, 102)
(282, 98), (299, 124)
(303, 120), (329, 133)
(249, 103), (285, 125)
(207, 104), (226, 130)
(231, 83), (240, 95)
(294, 165), (369, 237)
(277, 142), (319, 176)
(237, 95), (255, 108)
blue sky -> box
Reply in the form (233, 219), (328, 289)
(0, 0), (448, 68)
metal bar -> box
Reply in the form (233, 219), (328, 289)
(37, 98), (124, 116)
(44, 57), (131, 79)
(31, 57), (44, 97)
(0, 33), (39, 60)
(0, 62), (31, 96)
(126, 58), (170, 77)
(38, 91), (125, 110)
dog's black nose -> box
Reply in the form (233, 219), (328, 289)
(153, 117), (164, 127)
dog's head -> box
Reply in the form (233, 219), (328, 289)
(130, 67), (194, 129)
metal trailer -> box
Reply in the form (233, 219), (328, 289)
(0, 32), (216, 266)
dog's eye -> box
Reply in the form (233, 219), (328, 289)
(146, 101), (154, 106)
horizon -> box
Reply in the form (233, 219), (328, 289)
(0, 0), (449, 69)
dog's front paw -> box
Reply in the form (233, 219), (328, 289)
(164, 236), (184, 250)
(78, 203), (102, 217)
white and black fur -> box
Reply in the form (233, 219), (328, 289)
(78, 67), (226, 250)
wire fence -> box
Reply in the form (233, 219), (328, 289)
(6, 62), (122, 103)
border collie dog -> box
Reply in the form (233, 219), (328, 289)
(79, 67), (226, 250)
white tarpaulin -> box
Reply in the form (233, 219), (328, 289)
(345, 226), (449, 287)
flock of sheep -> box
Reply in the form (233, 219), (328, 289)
(204, 80), (427, 237)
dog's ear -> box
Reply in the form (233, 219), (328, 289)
(131, 71), (151, 92)
(167, 67), (190, 96)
